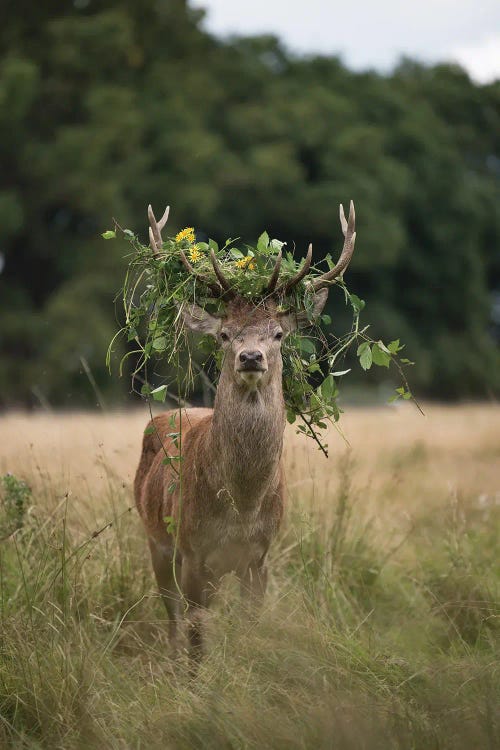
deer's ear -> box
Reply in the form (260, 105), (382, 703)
(279, 288), (329, 334)
(180, 303), (222, 337)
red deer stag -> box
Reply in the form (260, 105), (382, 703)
(134, 202), (356, 659)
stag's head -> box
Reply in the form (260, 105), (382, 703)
(180, 297), (315, 390)
(147, 202), (356, 391)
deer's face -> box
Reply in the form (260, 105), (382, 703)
(181, 293), (328, 391)
(218, 314), (284, 389)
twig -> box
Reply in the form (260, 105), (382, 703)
(192, 361), (217, 394)
(296, 410), (329, 458)
(132, 371), (192, 408)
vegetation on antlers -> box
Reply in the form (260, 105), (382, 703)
(106, 204), (413, 453)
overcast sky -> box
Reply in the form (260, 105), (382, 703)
(190, 0), (500, 83)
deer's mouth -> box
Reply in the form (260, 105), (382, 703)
(237, 364), (267, 373)
(237, 367), (267, 388)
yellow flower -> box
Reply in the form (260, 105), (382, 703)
(235, 256), (256, 271)
(189, 244), (202, 264)
(175, 227), (195, 243)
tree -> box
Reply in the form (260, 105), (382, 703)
(0, 1), (499, 406)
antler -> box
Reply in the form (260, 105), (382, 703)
(179, 247), (237, 301)
(265, 250), (283, 293)
(273, 243), (313, 296)
(178, 250), (230, 299)
(147, 201), (355, 302)
(147, 204), (235, 299)
(209, 249), (233, 293)
(148, 204), (170, 256)
(307, 201), (356, 291)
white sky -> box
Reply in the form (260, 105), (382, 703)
(190, 0), (500, 83)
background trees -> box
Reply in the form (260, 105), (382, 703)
(1, 0), (499, 406)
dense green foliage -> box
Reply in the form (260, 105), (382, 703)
(1, 0), (499, 406)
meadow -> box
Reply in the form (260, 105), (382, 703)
(0, 404), (498, 749)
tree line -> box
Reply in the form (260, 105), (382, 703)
(1, 0), (499, 407)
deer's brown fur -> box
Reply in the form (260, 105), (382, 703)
(135, 202), (355, 659)
(134, 300), (293, 657)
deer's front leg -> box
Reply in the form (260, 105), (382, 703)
(181, 557), (212, 662)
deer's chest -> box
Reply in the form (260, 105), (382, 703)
(199, 505), (267, 576)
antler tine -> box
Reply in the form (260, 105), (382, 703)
(179, 250), (223, 297)
(148, 204), (170, 256)
(179, 249), (236, 300)
(308, 200), (356, 291)
(274, 243), (313, 296)
(157, 205), (170, 230)
(210, 249), (233, 293)
(265, 249), (283, 293)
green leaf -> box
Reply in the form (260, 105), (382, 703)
(257, 231), (270, 253)
(357, 342), (372, 370)
(162, 454), (181, 465)
(152, 336), (167, 351)
(286, 409), (297, 424)
(209, 239), (219, 254)
(331, 368), (351, 376)
(101, 230), (116, 240)
(376, 341), (391, 355)
(151, 385), (168, 402)
(164, 515), (177, 534)
(229, 248), (244, 259)
(321, 374), (337, 401)
(167, 431), (180, 447)
(299, 337), (316, 354)
(144, 426), (155, 435)
(321, 314), (332, 325)
(371, 342), (391, 368)
(349, 293), (365, 313)
(387, 338), (402, 354)
(270, 238), (285, 251)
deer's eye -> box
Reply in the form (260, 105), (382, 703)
(220, 331), (229, 342)
(274, 330), (283, 341)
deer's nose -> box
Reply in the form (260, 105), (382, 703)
(239, 350), (263, 365)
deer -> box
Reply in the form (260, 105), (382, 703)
(134, 201), (356, 660)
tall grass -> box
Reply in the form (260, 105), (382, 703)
(0, 406), (498, 749)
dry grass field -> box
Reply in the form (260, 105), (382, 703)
(0, 404), (499, 749)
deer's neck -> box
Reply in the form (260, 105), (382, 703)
(208, 368), (285, 508)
